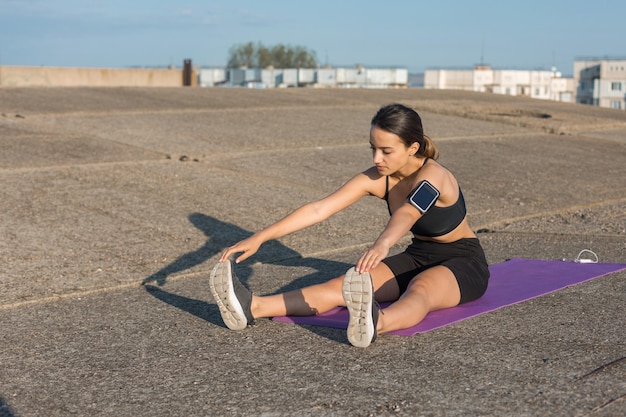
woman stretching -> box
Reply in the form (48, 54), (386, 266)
(210, 103), (490, 347)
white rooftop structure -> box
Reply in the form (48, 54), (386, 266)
(424, 66), (575, 103)
(198, 66), (408, 89)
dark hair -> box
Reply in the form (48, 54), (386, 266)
(370, 103), (439, 160)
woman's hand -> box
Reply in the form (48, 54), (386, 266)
(356, 203), (419, 273)
(356, 242), (390, 273)
(219, 235), (263, 264)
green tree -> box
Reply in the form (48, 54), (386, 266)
(226, 42), (317, 68)
(293, 46), (317, 68)
(227, 42), (255, 68)
(256, 43), (272, 68)
(271, 44), (287, 67)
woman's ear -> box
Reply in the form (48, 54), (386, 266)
(409, 142), (420, 156)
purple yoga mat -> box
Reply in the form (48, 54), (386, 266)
(272, 258), (626, 336)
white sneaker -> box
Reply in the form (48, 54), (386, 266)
(342, 267), (378, 348)
(209, 260), (254, 330)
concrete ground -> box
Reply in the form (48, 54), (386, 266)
(0, 87), (624, 417)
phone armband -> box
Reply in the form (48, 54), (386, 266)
(408, 180), (440, 214)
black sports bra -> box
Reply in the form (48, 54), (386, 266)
(383, 173), (467, 237)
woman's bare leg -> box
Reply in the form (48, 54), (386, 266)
(251, 262), (401, 318)
(251, 276), (345, 318)
(376, 265), (461, 334)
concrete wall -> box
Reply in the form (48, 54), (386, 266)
(0, 66), (191, 87)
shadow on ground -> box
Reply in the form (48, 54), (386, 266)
(142, 213), (353, 342)
(0, 397), (17, 417)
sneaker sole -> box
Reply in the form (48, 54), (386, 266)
(209, 261), (248, 330)
(342, 267), (375, 348)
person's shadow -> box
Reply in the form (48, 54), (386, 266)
(142, 213), (352, 341)
(0, 396), (17, 417)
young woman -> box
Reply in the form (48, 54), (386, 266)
(210, 103), (489, 347)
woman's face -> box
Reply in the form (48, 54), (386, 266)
(369, 126), (417, 175)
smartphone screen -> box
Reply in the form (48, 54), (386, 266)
(408, 181), (440, 213)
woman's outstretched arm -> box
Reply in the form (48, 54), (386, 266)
(220, 170), (380, 264)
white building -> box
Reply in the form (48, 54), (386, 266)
(316, 68), (337, 87)
(424, 69), (475, 91)
(424, 66), (575, 103)
(197, 68), (227, 87)
(197, 66), (408, 89)
(574, 58), (626, 110)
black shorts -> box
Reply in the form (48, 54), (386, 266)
(381, 238), (490, 304)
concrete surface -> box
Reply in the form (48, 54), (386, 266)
(0, 87), (625, 417)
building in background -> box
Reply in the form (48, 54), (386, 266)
(197, 66), (408, 89)
(5, 58), (624, 110)
(424, 66), (575, 103)
(574, 57), (626, 110)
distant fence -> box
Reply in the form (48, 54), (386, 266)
(0, 66), (195, 87)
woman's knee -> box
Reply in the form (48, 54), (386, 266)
(405, 266), (461, 310)
(323, 275), (345, 292)
(311, 275), (345, 301)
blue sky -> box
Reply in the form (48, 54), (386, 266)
(0, 0), (623, 75)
